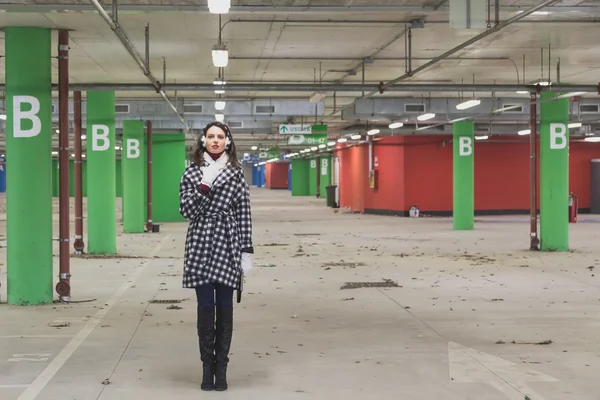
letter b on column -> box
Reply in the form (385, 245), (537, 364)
(550, 123), (567, 149)
(13, 95), (41, 138)
(92, 124), (110, 151)
(126, 139), (140, 158)
(459, 136), (473, 156)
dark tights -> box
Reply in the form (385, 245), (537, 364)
(195, 283), (234, 308)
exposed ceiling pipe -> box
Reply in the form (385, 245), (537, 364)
(377, 0), (562, 93)
(2, 3), (599, 14)
(12, 82), (595, 93)
(324, 0), (563, 118)
(87, 0), (190, 134)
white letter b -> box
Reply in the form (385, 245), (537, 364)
(13, 95), (41, 138)
(459, 136), (473, 156)
(126, 139), (140, 158)
(92, 124), (110, 151)
(550, 123), (567, 150)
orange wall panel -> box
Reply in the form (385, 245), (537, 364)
(337, 135), (600, 215)
(265, 163), (289, 189)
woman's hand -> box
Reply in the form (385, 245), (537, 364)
(241, 253), (253, 274)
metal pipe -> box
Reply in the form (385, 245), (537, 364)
(88, 0), (189, 133)
(146, 120), (153, 232)
(495, 0), (500, 26)
(378, 0), (561, 93)
(112, 0), (118, 22)
(529, 93), (539, 250)
(57, 30), (71, 302)
(407, 28), (412, 74)
(6, 82), (595, 93)
(73, 91), (85, 255)
(145, 24), (150, 71)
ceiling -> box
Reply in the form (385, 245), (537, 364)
(0, 0), (599, 153)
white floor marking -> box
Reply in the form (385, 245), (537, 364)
(0, 384), (29, 389)
(0, 335), (72, 339)
(17, 235), (171, 400)
(449, 341), (558, 400)
(8, 354), (51, 362)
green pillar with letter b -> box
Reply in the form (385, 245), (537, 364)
(540, 91), (569, 251)
(453, 120), (475, 230)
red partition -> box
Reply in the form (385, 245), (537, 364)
(336, 136), (600, 215)
(265, 163), (289, 189)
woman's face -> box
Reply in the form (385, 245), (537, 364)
(205, 126), (227, 154)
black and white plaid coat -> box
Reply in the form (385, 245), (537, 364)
(179, 161), (253, 289)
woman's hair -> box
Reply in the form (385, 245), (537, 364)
(190, 121), (241, 169)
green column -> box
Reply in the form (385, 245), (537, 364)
(5, 27), (53, 305)
(540, 91), (569, 251)
(291, 159), (310, 196)
(319, 155), (332, 196)
(122, 121), (146, 233)
(308, 158), (317, 196)
(52, 159), (59, 197)
(453, 120), (475, 230)
(152, 133), (186, 222)
(86, 91), (116, 254)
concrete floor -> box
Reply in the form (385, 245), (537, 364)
(1, 189), (599, 400)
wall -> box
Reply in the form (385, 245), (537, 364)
(337, 135), (600, 215)
(265, 162), (289, 189)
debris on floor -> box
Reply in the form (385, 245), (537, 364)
(340, 279), (400, 290)
(509, 340), (553, 345)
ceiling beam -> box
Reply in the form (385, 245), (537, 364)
(0, 3), (599, 14)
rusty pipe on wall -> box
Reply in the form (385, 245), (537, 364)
(146, 121), (153, 232)
(73, 90), (85, 254)
(529, 93), (539, 250)
(56, 30), (71, 302)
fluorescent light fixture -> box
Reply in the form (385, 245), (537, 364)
(328, 141), (336, 146)
(351, 134), (361, 140)
(115, 146), (120, 150)
(0, 114), (6, 120)
(585, 137), (600, 142)
(310, 146), (318, 151)
(475, 135), (489, 140)
(81, 135), (87, 140)
(389, 122), (403, 129)
(215, 113), (225, 122)
(213, 78), (226, 85)
(251, 146), (258, 150)
(338, 138), (347, 143)
(318, 144), (326, 148)
(518, 129), (531, 135)
(214, 89), (225, 94)
(516, 90), (529, 94)
(309, 91), (326, 103)
(367, 129), (380, 135)
(568, 122), (582, 128)
(55, 129), (59, 133)
(417, 113), (435, 121)
(215, 100), (226, 110)
(456, 99), (481, 110)
(537, 80), (551, 86)
(211, 44), (229, 67)
(243, 153), (249, 157)
(52, 151), (58, 155)
(208, 0), (230, 14)
(558, 92), (586, 99)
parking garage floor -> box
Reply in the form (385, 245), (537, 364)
(1, 189), (599, 400)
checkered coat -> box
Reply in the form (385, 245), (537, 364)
(179, 161), (253, 289)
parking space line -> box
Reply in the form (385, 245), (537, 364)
(16, 235), (171, 400)
(0, 384), (29, 389)
(0, 336), (73, 339)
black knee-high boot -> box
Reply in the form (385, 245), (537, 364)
(214, 306), (233, 391)
(197, 306), (216, 391)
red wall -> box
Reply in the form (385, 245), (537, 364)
(265, 163), (289, 189)
(336, 136), (600, 214)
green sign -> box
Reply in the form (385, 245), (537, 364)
(287, 134), (327, 146)
(258, 151), (280, 159)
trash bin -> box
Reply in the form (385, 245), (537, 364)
(325, 185), (337, 208)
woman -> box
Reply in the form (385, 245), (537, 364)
(179, 121), (254, 391)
